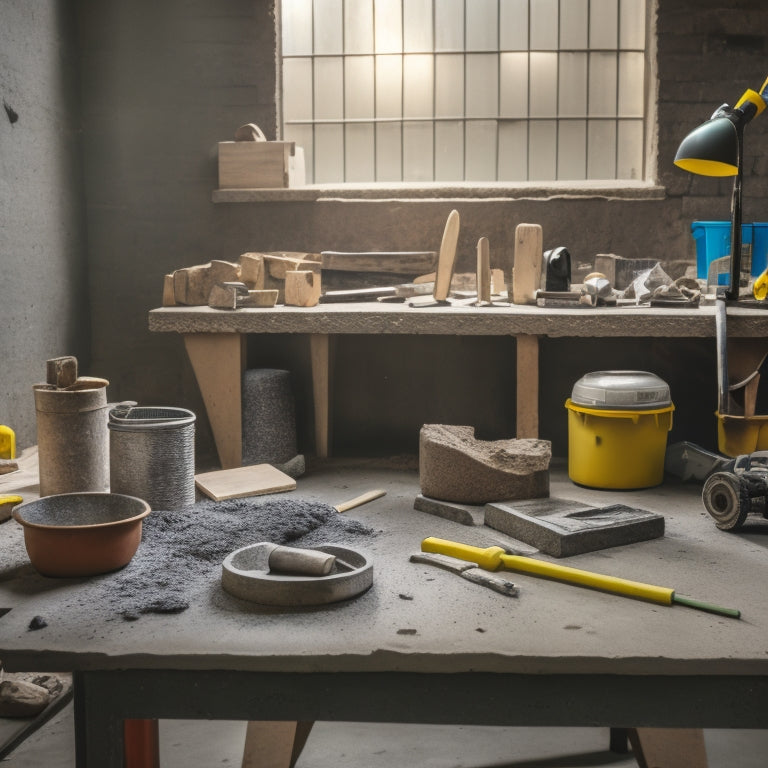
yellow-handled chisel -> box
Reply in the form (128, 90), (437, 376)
(421, 537), (740, 619)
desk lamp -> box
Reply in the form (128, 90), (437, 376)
(674, 76), (768, 301)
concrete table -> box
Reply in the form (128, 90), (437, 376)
(149, 302), (768, 468)
(1, 463), (767, 766)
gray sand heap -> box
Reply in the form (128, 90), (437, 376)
(94, 495), (376, 620)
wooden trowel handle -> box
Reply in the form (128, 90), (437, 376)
(334, 489), (386, 513)
(434, 209), (460, 301)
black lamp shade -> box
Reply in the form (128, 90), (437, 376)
(674, 117), (739, 177)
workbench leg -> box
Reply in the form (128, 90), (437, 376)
(516, 334), (539, 439)
(241, 720), (314, 768)
(73, 673), (124, 768)
(124, 719), (160, 768)
(310, 333), (331, 458)
(629, 728), (708, 768)
(184, 333), (245, 469)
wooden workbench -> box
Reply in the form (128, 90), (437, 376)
(1, 462), (767, 766)
(149, 302), (768, 468)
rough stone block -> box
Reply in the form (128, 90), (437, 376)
(419, 424), (551, 504)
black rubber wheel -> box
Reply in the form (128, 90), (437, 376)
(702, 472), (750, 531)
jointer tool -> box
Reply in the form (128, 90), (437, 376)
(409, 552), (518, 597)
(422, 537), (741, 619)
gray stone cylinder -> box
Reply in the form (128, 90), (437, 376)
(242, 369), (297, 465)
(33, 383), (110, 496)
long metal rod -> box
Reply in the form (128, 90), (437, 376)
(715, 297), (730, 415)
(726, 123), (745, 301)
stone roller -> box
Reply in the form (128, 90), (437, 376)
(254, 490), (384, 576)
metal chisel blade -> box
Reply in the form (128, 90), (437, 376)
(409, 553), (518, 597)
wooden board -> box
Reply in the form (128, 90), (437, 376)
(320, 251), (437, 274)
(195, 464), (296, 501)
(512, 223), (543, 305)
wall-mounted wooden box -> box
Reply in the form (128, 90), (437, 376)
(218, 141), (304, 189)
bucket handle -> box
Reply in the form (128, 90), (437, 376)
(80, 400), (137, 415)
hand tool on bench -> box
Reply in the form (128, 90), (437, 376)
(409, 210), (460, 306)
(334, 488), (386, 512)
(476, 237), (491, 305)
(434, 209), (460, 301)
(410, 552), (518, 596)
(421, 537), (741, 619)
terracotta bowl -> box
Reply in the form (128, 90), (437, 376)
(12, 493), (151, 577)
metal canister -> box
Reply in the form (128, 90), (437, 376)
(108, 405), (196, 511)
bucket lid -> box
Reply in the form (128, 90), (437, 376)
(570, 370), (671, 410)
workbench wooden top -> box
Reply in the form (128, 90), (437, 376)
(1, 462), (765, 678)
(149, 301), (768, 338)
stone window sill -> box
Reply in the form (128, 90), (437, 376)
(212, 180), (665, 203)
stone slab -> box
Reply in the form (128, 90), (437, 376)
(413, 494), (485, 526)
(484, 498), (665, 558)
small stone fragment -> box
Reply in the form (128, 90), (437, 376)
(28, 615), (47, 631)
(0, 680), (51, 718)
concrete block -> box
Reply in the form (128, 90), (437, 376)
(419, 424), (551, 504)
(413, 493), (484, 526)
(484, 498), (665, 558)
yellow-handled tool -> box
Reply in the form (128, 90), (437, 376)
(421, 537), (740, 619)
(754, 267), (768, 301)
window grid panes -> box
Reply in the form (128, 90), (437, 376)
(281, 0), (647, 184)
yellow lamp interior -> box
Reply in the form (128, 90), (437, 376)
(674, 156), (739, 177)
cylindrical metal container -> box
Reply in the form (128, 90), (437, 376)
(108, 405), (196, 510)
(34, 383), (110, 496)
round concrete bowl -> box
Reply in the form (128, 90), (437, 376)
(12, 493), (151, 577)
(221, 543), (373, 606)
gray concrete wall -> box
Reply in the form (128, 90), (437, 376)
(10, 0), (767, 459)
(0, 1), (90, 449)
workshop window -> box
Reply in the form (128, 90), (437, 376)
(280, 0), (649, 184)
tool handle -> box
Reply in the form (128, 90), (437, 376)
(334, 489), (386, 513)
(434, 210), (460, 301)
(422, 537), (674, 606)
(500, 553), (674, 606)
(422, 537), (506, 570)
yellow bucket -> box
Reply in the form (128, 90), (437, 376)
(566, 400), (674, 489)
(0, 425), (15, 460)
(716, 412), (768, 457)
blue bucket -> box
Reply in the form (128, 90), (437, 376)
(691, 221), (752, 280)
(752, 223), (768, 277)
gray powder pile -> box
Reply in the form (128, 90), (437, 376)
(94, 496), (376, 621)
